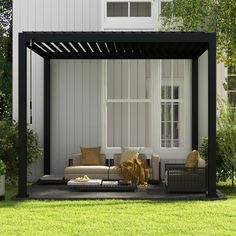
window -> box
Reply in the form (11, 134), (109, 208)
(160, 60), (184, 148)
(107, 2), (128, 17)
(161, 86), (180, 147)
(105, 60), (151, 148)
(107, 1), (152, 17)
(227, 66), (236, 108)
(130, 2), (151, 17)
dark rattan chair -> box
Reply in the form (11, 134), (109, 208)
(164, 164), (207, 193)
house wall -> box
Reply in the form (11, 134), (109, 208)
(198, 51), (208, 146)
(13, 0), (102, 180)
(50, 60), (102, 175)
(198, 51), (227, 146)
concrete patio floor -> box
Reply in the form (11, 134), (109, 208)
(24, 183), (226, 201)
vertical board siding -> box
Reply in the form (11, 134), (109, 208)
(107, 60), (149, 148)
(13, 0), (102, 179)
(50, 60), (102, 174)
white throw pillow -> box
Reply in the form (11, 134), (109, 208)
(198, 158), (206, 167)
(120, 147), (140, 164)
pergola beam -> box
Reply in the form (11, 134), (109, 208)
(23, 31), (210, 43)
(207, 34), (217, 197)
(44, 59), (51, 175)
(192, 58), (198, 150)
(17, 33), (28, 198)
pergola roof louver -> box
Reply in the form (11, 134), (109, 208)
(24, 31), (209, 59)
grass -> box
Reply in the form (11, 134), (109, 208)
(0, 184), (236, 236)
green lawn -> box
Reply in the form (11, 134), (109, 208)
(0, 184), (236, 236)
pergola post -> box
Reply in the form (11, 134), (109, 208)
(192, 58), (198, 150)
(44, 59), (50, 174)
(207, 33), (217, 197)
(17, 33), (28, 198)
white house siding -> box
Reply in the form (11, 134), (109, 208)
(198, 52), (208, 146)
(50, 60), (102, 175)
(13, 0), (102, 181)
(198, 52), (227, 146)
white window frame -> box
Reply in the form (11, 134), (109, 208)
(101, 59), (191, 158)
(102, 0), (157, 31)
(227, 67), (236, 108)
(152, 60), (191, 158)
(160, 81), (184, 149)
(101, 60), (153, 155)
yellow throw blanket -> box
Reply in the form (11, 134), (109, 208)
(119, 156), (150, 186)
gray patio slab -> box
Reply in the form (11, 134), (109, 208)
(24, 184), (226, 201)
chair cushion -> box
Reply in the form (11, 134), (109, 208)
(109, 166), (121, 174)
(80, 146), (101, 165)
(65, 166), (109, 174)
(185, 150), (199, 168)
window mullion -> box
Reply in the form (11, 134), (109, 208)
(128, 2), (130, 17)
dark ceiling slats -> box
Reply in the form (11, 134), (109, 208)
(34, 42), (50, 53)
(106, 42), (117, 54)
(88, 42), (100, 54)
(26, 32), (209, 59)
(97, 42), (109, 54)
(53, 42), (66, 53)
(44, 42), (59, 53)
(30, 44), (48, 58)
(70, 42), (86, 54)
(80, 42), (93, 54)
(62, 42), (76, 53)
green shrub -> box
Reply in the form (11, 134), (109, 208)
(0, 159), (6, 175)
(200, 99), (236, 184)
(0, 119), (43, 182)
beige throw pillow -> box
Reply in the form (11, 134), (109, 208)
(185, 150), (199, 168)
(120, 147), (140, 164)
(80, 146), (101, 165)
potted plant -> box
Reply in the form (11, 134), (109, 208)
(0, 159), (6, 200)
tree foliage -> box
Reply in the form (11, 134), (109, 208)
(0, 0), (12, 119)
(161, 0), (236, 68)
(0, 119), (43, 182)
(200, 99), (236, 185)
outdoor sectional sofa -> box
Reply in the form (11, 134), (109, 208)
(64, 153), (160, 183)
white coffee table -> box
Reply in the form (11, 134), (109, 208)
(67, 179), (136, 192)
(67, 179), (102, 186)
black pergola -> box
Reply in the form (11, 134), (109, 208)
(18, 31), (217, 198)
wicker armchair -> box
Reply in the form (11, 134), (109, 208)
(164, 164), (207, 193)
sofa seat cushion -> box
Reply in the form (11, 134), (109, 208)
(109, 166), (121, 174)
(65, 166), (109, 174)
